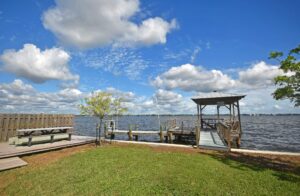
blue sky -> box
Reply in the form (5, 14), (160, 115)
(0, 0), (299, 114)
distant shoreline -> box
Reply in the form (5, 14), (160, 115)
(76, 113), (300, 116)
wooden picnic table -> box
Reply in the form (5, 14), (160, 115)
(17, 127), (73, 146)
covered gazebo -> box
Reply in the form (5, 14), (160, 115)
(192, 92), (245, 148)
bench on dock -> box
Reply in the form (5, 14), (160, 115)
(9, 127), (73, 146)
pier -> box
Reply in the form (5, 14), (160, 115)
(105, 92), (246, 151)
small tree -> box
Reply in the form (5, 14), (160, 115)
(269, 44), (300, 106)
(79, 91), (112, 145)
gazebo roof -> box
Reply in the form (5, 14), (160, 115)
(191, 92), (245, 105)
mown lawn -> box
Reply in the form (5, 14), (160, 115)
(0, 145), (299, 195)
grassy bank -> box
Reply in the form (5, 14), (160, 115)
(0, 144), (299, 195)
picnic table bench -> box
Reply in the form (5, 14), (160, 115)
(11, 127), (73, 146)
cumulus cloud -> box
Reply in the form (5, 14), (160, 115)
(148, 61), (300, 113)
(154, 89), (194, 114)
(155, 89), (182, 105)
(42, 0), (177, 48)
(0, 79), (83, 113)
(1, 79), (297, 114)
(151, 61), (288, 93)
(152, 64), (236, 92)
(0, 44), (79, 84)
(238, 61), (283, 88)
(105, 87), (136, 102)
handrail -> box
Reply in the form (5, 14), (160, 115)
(217, 122), (232, 150)
(217, 120), (241, 150)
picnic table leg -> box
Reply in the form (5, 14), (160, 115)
(28, 136), (32, 147)
(51, 135), (54, 143)
(68, 133), (72, 141)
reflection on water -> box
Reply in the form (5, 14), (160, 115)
(74, 115), (300, 152)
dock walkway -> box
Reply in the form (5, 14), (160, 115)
(107, 129), (227, 150)
(199, 131), (227, 150)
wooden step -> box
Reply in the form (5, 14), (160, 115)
(0, 157), (27, 171)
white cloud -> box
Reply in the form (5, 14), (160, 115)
(151, 61), (288, 92)
(0, 44), (79, 84)
(149, 61), (300, 114)
(190, 47), (201, 63)
(0, 79), (35, 95)
(0, 79), (83, 113)
(42, 0), (177, 48)
(155, 89), (182, 105)
(0, 79), (298, 114)
(74, 47), (148, 80)
(105, 87), (136, 102)
(238, 61), (283, 88)
(152, 64), (236, 92)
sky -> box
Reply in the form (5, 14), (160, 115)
(0, 0), (299, 114)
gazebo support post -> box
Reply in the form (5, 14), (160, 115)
(217, 106), (220, 123)
(200, 105), (203, 128)
(229, 104), (232, 121)
(232, 104), (235, 121)
(196, 104), (201, 147)
(237, 100), (242, 147)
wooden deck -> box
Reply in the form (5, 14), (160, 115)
(0, 135), (95, 159)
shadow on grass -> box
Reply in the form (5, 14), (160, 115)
(200, 151), (300, 183)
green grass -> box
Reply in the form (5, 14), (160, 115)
(1, 145), (299, 195)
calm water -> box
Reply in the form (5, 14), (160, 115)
(74, 115), (300, 152)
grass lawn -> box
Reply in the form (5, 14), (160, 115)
(0, 144), (299, 195)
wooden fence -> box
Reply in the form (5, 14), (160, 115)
(0, 114), (74, 142)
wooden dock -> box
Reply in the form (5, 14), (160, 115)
(106, 129), (227, 150)
(0, 135), (94, 159)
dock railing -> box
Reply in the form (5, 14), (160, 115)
(201, 118), (224, 129)
(217, 120), (241, 150)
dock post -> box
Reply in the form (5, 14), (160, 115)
(159, 125), (163, 143)
(134, 135), (138, 141)
(196, 104), (201, 147)
(128, 125), (133, 141)
(168, 131), (173, 143)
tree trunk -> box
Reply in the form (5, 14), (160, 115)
(99, 118), (103, 146)
(95, 122), (99, 146)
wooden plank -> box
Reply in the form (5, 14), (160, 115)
(69, 115), (72, 127)
(35, 114), (39, 128)
(3, 115), (10, 142)
(26, 114), (30, 129)
(41, 113), (44, 128)
(0, 114), (3, 141)
(0, 157), (27, 171)
(19, 114), (26, 130)
(14, 114), (21, 137)
(7, 114), (15, 139)
(107, 130), (162, 135)
(0, 114), (4, 142)
(54, 114), (58, 127)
